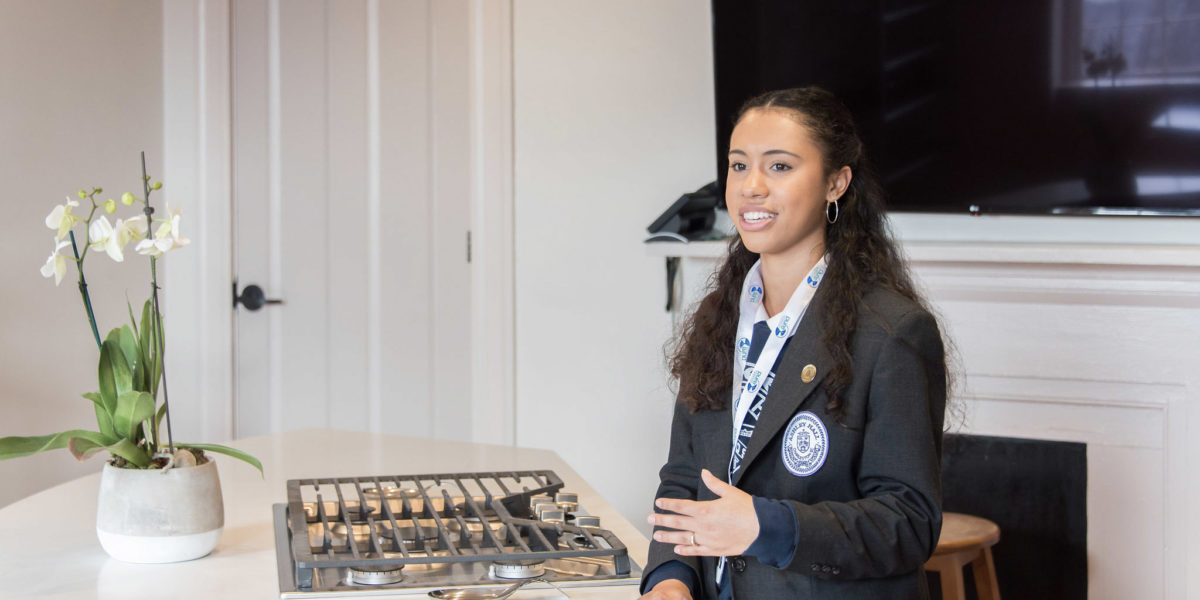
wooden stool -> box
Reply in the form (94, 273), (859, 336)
(924, 512), (1002, 600)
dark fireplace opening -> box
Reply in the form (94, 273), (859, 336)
(927, 433), (1087, 599)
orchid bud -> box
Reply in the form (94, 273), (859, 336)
(121, 192), (135, 205)
(94, 187), (103, 194)
(104, 199), (116, 213)
(151, 181), (162, 190)
(77, 189), (87, 199)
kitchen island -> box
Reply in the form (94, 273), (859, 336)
(0, 429), (650, 599)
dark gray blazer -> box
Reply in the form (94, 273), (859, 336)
(645, 285), (947, 599)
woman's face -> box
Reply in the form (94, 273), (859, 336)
(726, 108), (848, 263)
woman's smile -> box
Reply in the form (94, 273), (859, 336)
(739, 209), (778, 230)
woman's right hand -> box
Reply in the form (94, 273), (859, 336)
(638, 578), (693, 600)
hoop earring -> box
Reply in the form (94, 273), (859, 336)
(826, 200), (839, 224)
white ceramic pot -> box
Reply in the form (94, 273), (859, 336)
(95, 459), (224, 563)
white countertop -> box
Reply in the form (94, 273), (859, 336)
(0, 429), (649, 599)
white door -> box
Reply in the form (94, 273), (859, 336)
(229, 0), (474, 439)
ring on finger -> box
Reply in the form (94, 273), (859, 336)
(689, 532), (696, 546)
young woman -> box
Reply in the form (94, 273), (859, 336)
(640, 87), (948, 600)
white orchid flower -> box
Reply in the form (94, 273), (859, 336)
(39, 239), (72, 286)
(135, 203), (189, 257)
(114, 215), (147, 248)
(134, 235), (174, 257)
(163, 203), (190, 249)
(44, 198), (80, 241)
(87, 215), (124, 262)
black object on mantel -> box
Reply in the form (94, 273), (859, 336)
(648, 182), (722, 311)
(933, 434), (1087, 600)
(645, 181), (721, 243)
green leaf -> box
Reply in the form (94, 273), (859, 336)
(114, 390), (154, 441)
(126, 297), (140, 342)
(94, 405), (115, 439)
(126, 299), (149, 392)
(97, 346), (118, 418)
(178, 442), (263, 476)
(85, 391), (117, 439)
(106, 438), (151, 468)
(139, 300), (163, 394)
(155, 401), (167, 433)
(139, 300), (153, 351)
(0, 430), (114, 461)
(68, 436), (108, 461)
(110, 326), (142, 392)
(102, 338), (133, 397)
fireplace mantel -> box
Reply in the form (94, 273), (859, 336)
(647, 239), (1200, 266)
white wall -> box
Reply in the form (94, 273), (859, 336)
(512, 0), (716, 535)
(0, 0), (162, 508)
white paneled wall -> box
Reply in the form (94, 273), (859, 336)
(512, 0), (716, 537)
(0, 0), (162, 508)
(912, 245), (1199, 600)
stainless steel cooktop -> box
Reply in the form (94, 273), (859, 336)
(273, 470), (641, 597)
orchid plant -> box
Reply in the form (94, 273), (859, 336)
(0, 156), (261, 473)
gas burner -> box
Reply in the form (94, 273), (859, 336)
(362, 486), (435, 516)
(320, 522), (460, 552)
(454, 501), (498, 522)
(490, 559), (546, 579)
(348, 564), (405, 585)
(388, 525), (457, 551)
(386, 550), (451, 574)
(320, 521), (387, 550)
(342, 504), (377, 521)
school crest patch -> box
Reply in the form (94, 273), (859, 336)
(782, 411), (828, 477)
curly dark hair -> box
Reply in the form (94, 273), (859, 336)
(670, 86), (939, 419)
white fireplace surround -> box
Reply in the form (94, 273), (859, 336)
(650, 239), (1200, 600)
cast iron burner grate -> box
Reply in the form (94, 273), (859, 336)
(280, 470), (633, 591)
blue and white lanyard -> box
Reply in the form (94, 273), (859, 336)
(730, 256), (827, 461)
(717, 256), (827, 584)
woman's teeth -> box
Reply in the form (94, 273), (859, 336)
(743, 211), (777, 223)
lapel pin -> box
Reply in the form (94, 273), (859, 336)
(801, 364), (817, 383)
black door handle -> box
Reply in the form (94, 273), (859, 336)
(233, 281), (284, 311)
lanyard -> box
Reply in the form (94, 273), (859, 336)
(729, 256), (827, 452)
(716, 256), (826, 586)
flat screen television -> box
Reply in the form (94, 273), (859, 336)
(712, 0), (1200, 216)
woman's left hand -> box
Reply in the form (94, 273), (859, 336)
(646, 469), (760, 557)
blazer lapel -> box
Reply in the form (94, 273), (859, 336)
(731, 289), (832, 487)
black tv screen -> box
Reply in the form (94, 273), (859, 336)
(713, 0), (1200, 216)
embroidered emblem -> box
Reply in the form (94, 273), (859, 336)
(782, 411), (828, 477)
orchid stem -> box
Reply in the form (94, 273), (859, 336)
(141, 151), (175, 456)
(68, 230), (102, 352)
